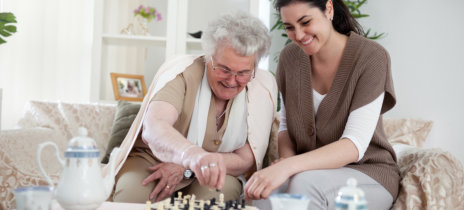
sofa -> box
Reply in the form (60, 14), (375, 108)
(1, 100), (463, 209)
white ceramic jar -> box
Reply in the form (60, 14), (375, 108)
(334, 178), (368, 210)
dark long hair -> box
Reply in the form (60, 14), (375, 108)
(275, 0), (365, 36)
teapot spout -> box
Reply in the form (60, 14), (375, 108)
(102, 147), (121, 199)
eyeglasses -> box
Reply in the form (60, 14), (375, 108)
(210, 57), (254, 83)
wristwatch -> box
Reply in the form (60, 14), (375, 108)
(184, 169), (195, 179)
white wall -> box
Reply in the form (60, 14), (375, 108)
(358, 0), (464, 165)
(0, 0), (94, 129)
(269, 0), (464, 164)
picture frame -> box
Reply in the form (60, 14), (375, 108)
(110, 73), (147, 102)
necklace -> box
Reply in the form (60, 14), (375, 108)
(216, 109), (226, 127)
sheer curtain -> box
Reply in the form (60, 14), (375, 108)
(0, 0), (94, 129)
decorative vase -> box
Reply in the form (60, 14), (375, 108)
(121, 15), (150, 36)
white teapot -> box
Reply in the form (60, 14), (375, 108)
(37, 127), (120, 210)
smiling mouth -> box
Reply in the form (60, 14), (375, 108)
(221, 82), (237, 89)
(301, 36), (314, 46)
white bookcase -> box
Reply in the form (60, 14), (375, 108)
(91, 0), (269, 101)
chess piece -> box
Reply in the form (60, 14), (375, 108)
(146, 201), (152, 210)
(199, 200), (204, 210)
(219, 193), (224, 207)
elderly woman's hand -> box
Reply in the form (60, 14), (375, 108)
(142, 162), (184, 202)
(183, 147), (226, 190)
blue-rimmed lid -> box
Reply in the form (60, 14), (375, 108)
(64, 127), (100, 158)
(14, 186), (52, 193)
(270, 193), (310, 200)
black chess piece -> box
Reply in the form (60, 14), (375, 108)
(241, 199), (246, 208)
(170, 194), (175, 205)
(188, 30), (202, 39)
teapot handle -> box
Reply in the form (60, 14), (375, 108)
(37, 141), (65, 189)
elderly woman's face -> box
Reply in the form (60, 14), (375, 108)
(207, 46), (256, 101)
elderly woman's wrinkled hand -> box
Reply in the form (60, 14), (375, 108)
(142, 162), (184, 202)
(184, 148), (226, 190)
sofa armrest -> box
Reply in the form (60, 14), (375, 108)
(0, 128), (67, 209)
(392, 145), (464, 209)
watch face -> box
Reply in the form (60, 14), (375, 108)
(184, 169), (193, 179)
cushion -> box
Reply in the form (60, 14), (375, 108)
(101, 101), (141, 164)
(383, 118), (433, 147)
(16, 100), (117, 154)
(392, 147), (464, 210)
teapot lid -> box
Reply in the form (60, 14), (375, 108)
(64, 127), (100, 158)
(334, 178), (367, 210)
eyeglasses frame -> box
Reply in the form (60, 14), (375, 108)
(210, 57), (256, 82)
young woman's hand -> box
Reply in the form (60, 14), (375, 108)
(244, 162), (290, 200)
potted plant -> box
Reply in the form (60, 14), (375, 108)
(0, 12), (17, 44)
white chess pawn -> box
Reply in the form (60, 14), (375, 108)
(199, 200), (204, 210)
(219, 193), (224, 207)
(191, 194), (196, 203)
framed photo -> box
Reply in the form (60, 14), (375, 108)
(110, 73), (147, 102)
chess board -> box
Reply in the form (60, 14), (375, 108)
(149, 192), (258, 210)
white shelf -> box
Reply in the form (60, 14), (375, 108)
(102, 34), (167, 47)
(186, 38), (202, 49)
(91, 0), (268, 101)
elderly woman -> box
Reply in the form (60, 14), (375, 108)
(110, 12), (278, 203)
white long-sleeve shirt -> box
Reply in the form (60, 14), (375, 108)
(278, 90), (385, 161)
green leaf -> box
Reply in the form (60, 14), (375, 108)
(0, 12), (17, 23)
(5, 25), (16, 33)
(0, 12), (17, 44)
(368, 32), (385, 40)
(0, 30), (11, 37)
(352, 14), (369, 18)
(270, 19), (282, 31)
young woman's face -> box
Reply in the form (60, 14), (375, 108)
(280, 1), (333, 55)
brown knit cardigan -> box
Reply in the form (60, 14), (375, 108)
(276, 32), (400, 199)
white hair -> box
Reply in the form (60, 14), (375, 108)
(201, 11), (271, 66)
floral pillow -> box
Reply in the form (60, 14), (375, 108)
(383, 118), (433, 147)
(383, 118), (464, 209)
(392, 147), (464, 210)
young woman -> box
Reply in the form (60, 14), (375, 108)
(244, 0), (399, 209)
